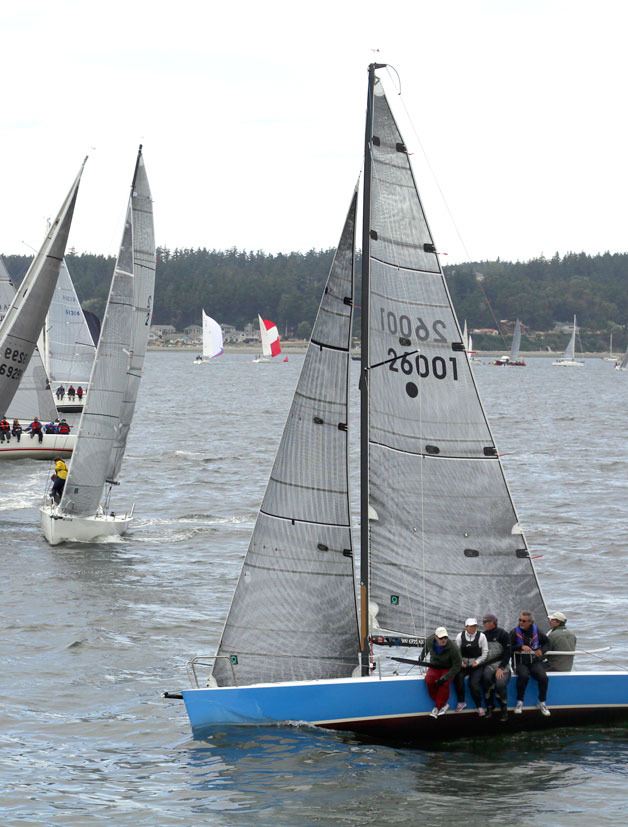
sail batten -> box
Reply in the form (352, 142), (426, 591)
(213, 191), (360, 687)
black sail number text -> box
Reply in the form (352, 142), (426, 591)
(380, 309), (447, 344)
(0, 346), (28, 380)
(388, 348), (458, 381)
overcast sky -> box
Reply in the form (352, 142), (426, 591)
(2, 0), (627, 264)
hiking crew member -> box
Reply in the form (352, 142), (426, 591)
(419, 626), (462, 718)
(77, 386), (84, 401)
(0, 417), (11, 442)
(510, 611), (551, 716)
(67, 386), (76, 400)
(55, 385), (65, 400)
(58, 420), (71, 434)
(454, 618), (489, 716)
(481, 613), (512, 721)
(545, 611), (577, 672)
(28, 417), (43, 443)
(12, 419), (22, 442)
(51, 457), (68, 504)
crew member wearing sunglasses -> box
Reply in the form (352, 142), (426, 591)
(510, 611), (551, 716)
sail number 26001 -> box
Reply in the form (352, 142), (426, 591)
(388, 348), (458, 381)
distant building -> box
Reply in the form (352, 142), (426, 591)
(150, 324), (176, 338)
(471, 328), (499, 336)
(184, 324), (202, 339)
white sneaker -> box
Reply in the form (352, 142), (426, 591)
(477, 707), (486, 717)
(455, 702), (467, 712)
(514, 700), (524, 714)
(537, 702), (551, 717)
(437, 703), (449, 716)
(430, 707), (439, 718)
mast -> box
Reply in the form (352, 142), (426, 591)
(360, 62), (386, 674)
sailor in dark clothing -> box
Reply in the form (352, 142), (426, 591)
(510, 611), (551, 716)
(454, 618), (488, 715)
(55, 385), (65, 400)
(67, 385), (76, 400)
(0, 416), (11, 442)
(481, 613), (511, 721)
(11, 419), (22, 442)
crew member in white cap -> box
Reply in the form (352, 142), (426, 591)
(545, 611), (576, 672)
(419, 626), (462, 718)
(454, 618), (489, 715)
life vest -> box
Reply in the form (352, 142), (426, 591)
(459, 630), (482, 659)
(58, 422), (70, 434)
(514, 623), (539, 651)
(31, 420), (42, 431)
(0, 419), (10, 432)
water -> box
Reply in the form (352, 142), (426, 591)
(1, 352), (627, 825)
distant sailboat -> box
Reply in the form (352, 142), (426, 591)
(41, 259), (96, 411)
(492, 319), (526, 366)
(0, 161), (85, 421)
(552, 316), (584, 367)
(194, 311), (223, 364)
(41, 146), (155, 545)
(253, 315), (283, 363)
(604, 332), (617, 362)
(463, 320), (482, 365)
(615, 344), (628, 371)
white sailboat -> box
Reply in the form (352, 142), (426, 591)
(552, 316), (584, 367)
(40, 146), (155, 545)
(193, 311), (223, 364)
(166, 65), (628, 739)
(615, 345), (628, 371)
(492, 319), (526, 366)
(604, 331), (616, 362)
(252, 315), (285, 363)
(0, 162), (85, 444)
(41, 259), (96, 412)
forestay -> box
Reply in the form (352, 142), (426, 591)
(106, 150), (155, 484)
(0, 161), (85, 416)
(213, 192), (360, 687)
(43, 259), (95, 384)
(365, 78), (546, 637)
(0, 258), (57, 421)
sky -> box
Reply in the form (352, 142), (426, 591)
(2, 0), (628, 264)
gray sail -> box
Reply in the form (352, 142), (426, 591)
(43, 259), (96, 384)
(510, 319), (522, 361)
(563, 316), (577, 360)
(0, 258), (57, 421)
(365, 77), (546, 637)
(58, 175), (137, 516)
(213, 191), (359, 687)
(0, 161), (85, 416)
(106, 149), (155, 484)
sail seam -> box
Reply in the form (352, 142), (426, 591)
(258, 508), (350, 529)
(309, 338), (349, 353)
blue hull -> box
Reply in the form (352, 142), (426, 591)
(180, 671), (628, 741)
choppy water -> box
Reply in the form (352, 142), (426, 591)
(1, 352), (627, 826)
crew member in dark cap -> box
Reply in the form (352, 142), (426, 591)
(545, 611), (577, 672)
(481, 613), (511, 721)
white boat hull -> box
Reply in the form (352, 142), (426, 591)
(552, 359), (584, 367)
(40, 504), (133, 545)
(0, 433), (75, 460)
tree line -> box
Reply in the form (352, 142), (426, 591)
(4, 248), (628, 350)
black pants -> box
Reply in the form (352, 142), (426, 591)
(515, 659), (548, 702)
(482, 664), (511, 706)
(0, 431), (10, 442)
(454, 666), (484, 707)
(30, 431), (43, 443)
(51, 477), (66, 504)
(12, 430), (21, 442)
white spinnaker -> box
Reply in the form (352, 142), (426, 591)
(202, 311), (224, 359)
(0, 160), (85, 417)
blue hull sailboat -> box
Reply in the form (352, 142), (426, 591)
(166, 65), (628, 740)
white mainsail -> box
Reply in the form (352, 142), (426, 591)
(58, 147), (154, 515)
(201, 311), (223, 360)
(42, 259), (95, 385)
(364, 74), (546, 638)
(0, 161), (85, 416)
(563, 316), (577, 361)
(0, 258), (57, 421)
(510, 319), (522, 360)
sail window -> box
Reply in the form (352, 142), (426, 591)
(464, 548), (480, 558)
(372, 136), (381, 146)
